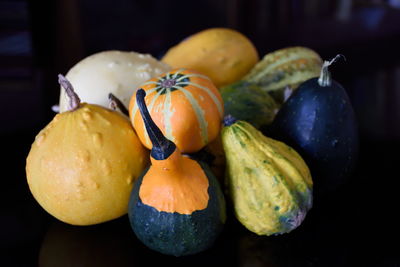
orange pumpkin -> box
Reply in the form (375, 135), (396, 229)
(129, 68), (223, 153)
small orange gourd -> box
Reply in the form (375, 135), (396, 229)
(129, 68), (223, 153)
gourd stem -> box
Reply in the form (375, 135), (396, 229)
(136, 89), (176, 160)
(318, 54), (345, 87)
(223, 115), (237, 127)
(58, 74), (80, 111)
(108, 93), (129, 116)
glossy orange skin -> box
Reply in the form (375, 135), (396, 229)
(129, 69), (224, 153)
(140, 149), (209, 214)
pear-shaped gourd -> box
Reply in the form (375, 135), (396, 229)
(222, 117), (313, 235)
(26, 75), (149, 225)
(128, 89), (226, 256)
(268, 55), (359, 194)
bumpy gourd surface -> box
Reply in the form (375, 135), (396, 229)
(26, 103), (149, 225)
(222, 120), (313, 235)
(59, 51), (171, 112)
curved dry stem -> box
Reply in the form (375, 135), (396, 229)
(58, 74), (80, 111)
(108, 93), (129, 116)
(318, 54), (346, 87)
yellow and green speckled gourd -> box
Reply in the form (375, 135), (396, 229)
(221, 116), (313, 235)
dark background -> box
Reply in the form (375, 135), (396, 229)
(1, 0), (400, 266)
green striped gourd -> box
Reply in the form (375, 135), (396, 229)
(220, 80), (279, 129)
(221, 117), (313, 235)
(243, 46), (322, 103)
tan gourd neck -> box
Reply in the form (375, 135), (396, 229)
(317, 54), (345, 87)
(108, 93), (129, 116)
(58, 74), (81, 111)
(150, 148), (183, 172)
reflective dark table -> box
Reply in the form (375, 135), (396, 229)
(1, 1), (400, 266)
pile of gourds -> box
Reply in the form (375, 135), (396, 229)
(26, 28), (358, 256)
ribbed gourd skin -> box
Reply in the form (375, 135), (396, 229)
(130, 69), (223, 153)
(222, 120), (313, 235)
(243, 46), (322, 103)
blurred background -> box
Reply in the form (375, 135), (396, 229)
(1, 0), (400, 140)
(1, 0), (400, 266)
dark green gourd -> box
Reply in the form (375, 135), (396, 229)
(128, 89), (226, 256)
(268, 55), (359, 194)
(220, 81), (279, 129)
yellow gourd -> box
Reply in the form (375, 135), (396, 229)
(162, 28), (259, 88)
(26, 75), (149, 225)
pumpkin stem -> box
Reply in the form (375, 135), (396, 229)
(108, 93), (129, 116)
(136, 88), (176, 160)
(318, 54), (345, 87)
(223, 115), (237, 127)
(58, 74), (80, 111)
